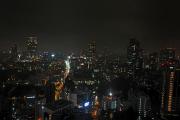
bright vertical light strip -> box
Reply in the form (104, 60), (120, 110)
(65, 60), (70, 73)
(168, 71), (174, 112)
(64, 57), (70, 79)
(161, 72), (166, 110)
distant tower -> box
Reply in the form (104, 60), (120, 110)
(88, 40), (96, 60)
(127, 38), (141, 79)
(88, 40), (96, 69)
(10, 44), (18, 61)
(26, 37), (38, 58)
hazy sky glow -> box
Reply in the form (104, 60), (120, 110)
(0, 0), (180, 54)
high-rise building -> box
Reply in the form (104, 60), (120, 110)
(160, 49), (180, 118)
(87, 40), (96, 69)
(161, 68), (180, 117)
(26, 37), (38, 58)
(88, 40), (96, 60)
(137, 94), (152, 120)
(127, 38), (142, 79)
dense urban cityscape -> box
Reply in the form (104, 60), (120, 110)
(0, 37), (179, 120)
(1, 0), (180, 120)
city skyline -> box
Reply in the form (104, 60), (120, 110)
(0, 0), (180, 53)
(1, 1), (180, 120)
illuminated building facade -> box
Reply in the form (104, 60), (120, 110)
(88, 40), (96, 59)
(160, 48), (180, 117)
(137, 95), (152, 120)
(127, 38), (141, 79)
(161, 68), (180, 117)
(26, 37), (38, 59)
(47, 59), (70, 102)
(161, 68), (180, 115)
(88, 40), (96, 69)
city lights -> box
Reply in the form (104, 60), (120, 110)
(1, 0), (180, 120)
(109, 92), (112, 96)
(0, 25), (180, 120)
(84, 102), (90, 107)
(26, 96), (35, 99)
(51, 54), (55, 58)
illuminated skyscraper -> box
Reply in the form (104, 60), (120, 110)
(137, 94), (152, 120)
(88, 40), (96, 60)
(87, 40), (96, 69)
(161, 68), (180, 117)
(26, 37), (38, 58)
(160, 49), (180, 118)
(127, 38), (142, 79)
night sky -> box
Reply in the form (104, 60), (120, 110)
(0, 0), (180, 54)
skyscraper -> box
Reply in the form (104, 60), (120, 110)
(160, 49), (180, 118)
(137, 94), (152, 120)
(87, 40), (96, 69)
(88, 40), (96, 60)
(127, 38), (141, 79)
(161, 68), (180, 117)
(26, 37), (38, 58)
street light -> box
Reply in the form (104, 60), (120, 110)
(51, 54), (55, 58)
(109, 92), (112, 96)
(84, 102), (90, 107)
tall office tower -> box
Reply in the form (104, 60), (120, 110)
(127, 38), (141, 79)
(160, 49), (180, 118)
(87, 40), (96, 69)
(137, 94), (152, 120)
(88, 40), (96, 60)
(26, 37), (38, 58)
(161, 67), (180, 117)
